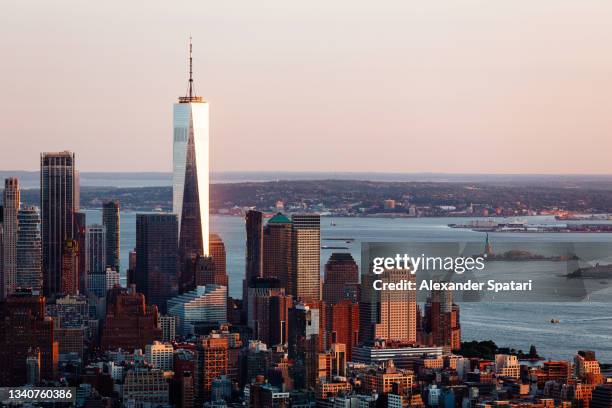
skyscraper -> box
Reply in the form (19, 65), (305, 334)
(291, 214), (321, 301)
(208, 233), (228, 286)
(360, 267), (417, 344)
(41, 151), (76, 297)
(262, 212), (292, 291)
(423, 289), (461, 350)
(16, 206), (42, 293)
(245, 210), (264, 283)
(328, 299), (360, 361)
(322, 253), (359, 305)
(244, 210), (264, 312)
(102, 200), (120, 272)
(174, 39), (210, 291)
(2, 177), (20, 298)
(86, 224), (106, 275)
(246, 277), (291, 345)
(74, 212), (87, 294)
(136, 213), (178, 313)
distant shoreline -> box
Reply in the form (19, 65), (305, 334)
(5, 170), (612, 189)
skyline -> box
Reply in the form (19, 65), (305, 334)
(2, 1), (612, 174)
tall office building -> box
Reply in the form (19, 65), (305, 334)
(263, 213), (292, 291)
(102, 200), (120, 272)
(16, 206), (42, 293)
(288, 302), (322, 389)
(360, 267), (417, 344)
(322, 253), (359, 305)
(208, 233), (228, 286)
(245, 210), (264, 283)
(136, 213), (178, 313)
(2, 177), (20, 298)
(86, 225), (106, 275)
(41, 151), (76, 297)
(85, 224), (106, 297)
(74, 212), (87, 293)
(423, 289), (461, 350)
(328, 299), (360, 361)
(61, 239), (79, 295)
(174, 39), (210, 291)
(291, 214), (321, 301)
(244, 210), (264, 313)
(247, 277), (292, 346)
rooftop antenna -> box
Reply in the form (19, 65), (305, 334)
(188, 36), (194, 98)
(179, 36), (203, 103)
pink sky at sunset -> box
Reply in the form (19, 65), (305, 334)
(1, 1), (611, 174)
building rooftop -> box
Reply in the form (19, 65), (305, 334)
(267, 212), (291, 224)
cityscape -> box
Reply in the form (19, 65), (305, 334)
(2, 27), (612, 408)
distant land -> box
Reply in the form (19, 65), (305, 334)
(4, 170), (612, 189)
(6, 178), (612, 215)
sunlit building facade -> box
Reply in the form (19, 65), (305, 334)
(167, 285), (227, 336)
(174, 41), (210, 293)
(291, 214), (321, 301)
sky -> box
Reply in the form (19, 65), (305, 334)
(1, 0), (611, 174)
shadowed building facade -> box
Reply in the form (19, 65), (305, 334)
(2, 177), (20, 299)
(322, 253), (359, 306)
(135, 213), (178, 313)
(423, 289), (461, 350)
(40, 151), (76, 298)
(101, 288), (162, 351)
(0, 289), (58, 385)
(74, 212), (87, 294)
(262, 213), (292, 293)
(245, 210), (264, 283)
(243, 210), (264, 319)
(16, 206), (43, 293)
(102, 200), (120, 272)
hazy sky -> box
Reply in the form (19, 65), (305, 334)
(1, 1), (611, 173)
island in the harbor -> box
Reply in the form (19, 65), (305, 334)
(484, 250), (579, 262)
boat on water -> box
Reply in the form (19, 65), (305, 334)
(550, 319), (560, 324)
(448, 218), (528, 232)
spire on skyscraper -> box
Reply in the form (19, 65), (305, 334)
(188, 36), (194, 98)
(179, 36), (203, 103)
